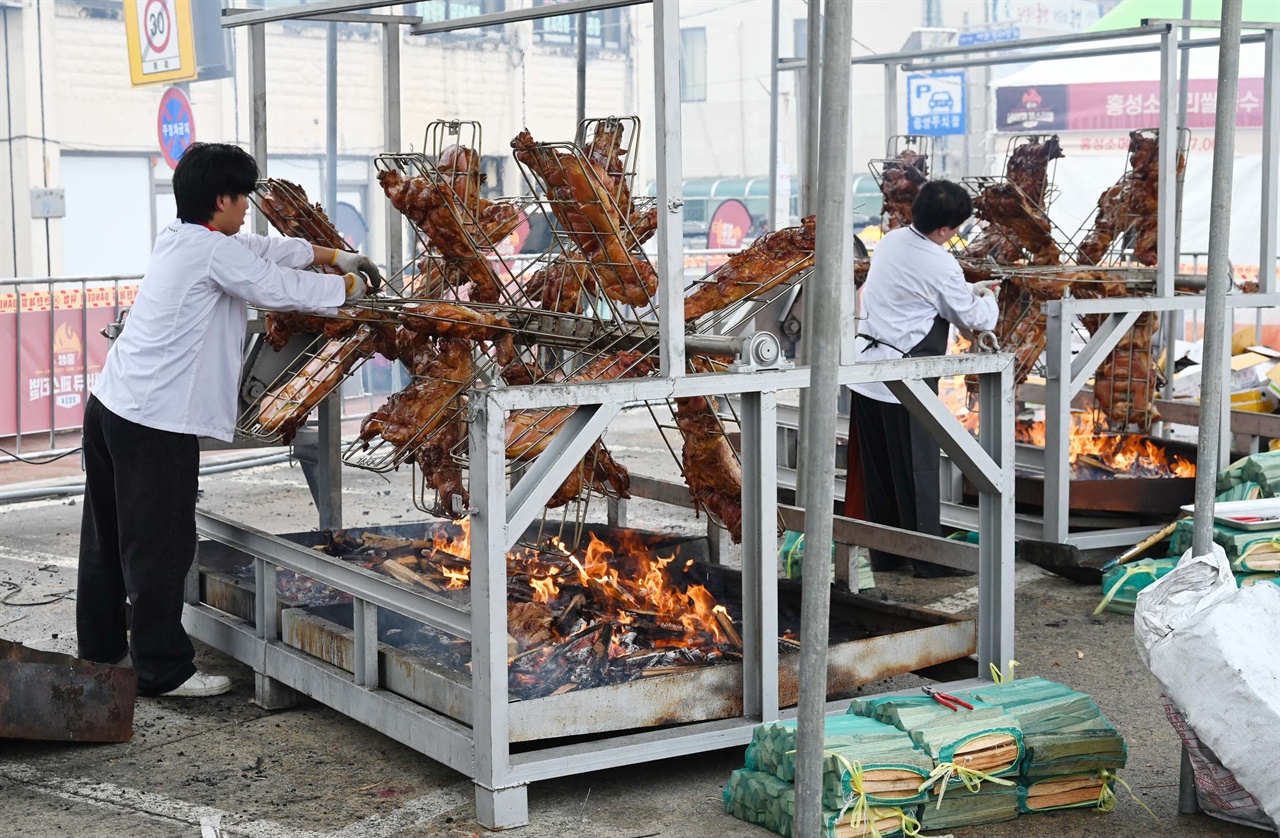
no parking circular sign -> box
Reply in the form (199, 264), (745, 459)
(157, 86), (195, 170)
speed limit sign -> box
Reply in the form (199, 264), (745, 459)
(124, 0), (196, 87)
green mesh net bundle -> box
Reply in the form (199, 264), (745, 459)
(846, 695), (1024, 792)
(1096, 558), (1178, 616)
(1171, 518), (1280, 573)
(746, 716), (933, 808)
(915, 782), (1019, 830)
(723, 769), (909, 838)
(1018, 772), (1116, 813)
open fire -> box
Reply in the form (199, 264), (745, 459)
(939, 375), (1195, 479)
(314, 522), (751, 699)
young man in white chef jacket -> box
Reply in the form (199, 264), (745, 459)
(850, 180), (999, 578)
(77, 142), (381, 697)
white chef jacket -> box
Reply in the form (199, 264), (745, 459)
(852, 226), (998, 404)
(92, 221), (346, 442)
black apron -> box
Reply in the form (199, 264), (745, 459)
(903, 315), (950, 540)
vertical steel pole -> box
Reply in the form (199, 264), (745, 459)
(382, 22), (403, 291)
(1163, 5), (1192, 402)
(318, 22), (342, 530)
(1190, 2), (1242, 562)
(884, 64), (898, 154)
(740, 390), (779, 723)
(250, 24), (268, 235)
(653, 0), (685, 378)
(767, 0), (780, 232)
(469, 392), (527, 829)
(977, 361), (1016, 674)
(47, 280), (54, 449)
(1157, 25), (1178, 298)
(1042, 301), (1071, 544)
(795, 0), (823, 507)
(794, 2), (852, 834)
(1261, 29), (1279, 296)
(576, 13), (588, 127)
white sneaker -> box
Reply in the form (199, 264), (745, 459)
(159, 671), (232, 697)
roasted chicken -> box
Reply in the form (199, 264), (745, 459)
(684, 216), (816, 321)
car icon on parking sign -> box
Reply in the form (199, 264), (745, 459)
(928, 91), (955, 111)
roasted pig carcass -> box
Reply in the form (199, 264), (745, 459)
(1005, 136), (1063, 207)
(523, 258), (598, 313)
(257, 179), (347, 252)
(545, 441), (630, 508)
(359, 338), (475, 452)
(1093, 312), (1161, 431)
(974, 183), (1060, 266)
(378, 168), (506, 304)
(512, 130), (657, 307)
(399, 302), (512, 342)
(965, 229), (1025, 265)
(264, 307), (398, 352)
(415, 409), (469, 517)
(684, 216), (816, 321)
(879, 149), (928, 229)
(256, 328), (375, 443)
(675, 393), (743, 543)
(1074, 130), (1182, 267)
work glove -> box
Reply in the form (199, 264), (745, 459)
(332, 249), (383, 294)
(342, 272), (368, 304)
(972, 279), (1002, 301)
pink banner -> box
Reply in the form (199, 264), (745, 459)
(1066, 78), (1266, 132)
(0, 285), (134, 438)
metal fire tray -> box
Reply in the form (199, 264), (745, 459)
(194, 523), (975, 743)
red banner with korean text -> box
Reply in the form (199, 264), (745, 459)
(1066, 78), (1266, 132)
(0, 283), (138, 438)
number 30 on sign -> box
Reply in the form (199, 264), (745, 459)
(123, 0), (197, 87)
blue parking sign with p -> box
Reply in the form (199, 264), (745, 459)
(906, 72), (965, 137)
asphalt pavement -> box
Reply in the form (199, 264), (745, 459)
(0, 407), (1263, 838)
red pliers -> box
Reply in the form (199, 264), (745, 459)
(923, 686), (974, 712)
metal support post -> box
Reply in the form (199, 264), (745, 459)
(795, 0), (824, 507)
(253, 555), (297, 709)
(353, 598), (378, 688)
(470, 392), (527, 829)
(767, 0), (780, 232)
(653, 0), (684, 378)
(317, 21), (343, 530)
(740, 390), (779, 723)
(382, 22), (403, 289)
(249, 24), (268, 236)
(1042, 302), (1071, 544)
(977, 364), (1016, 675)
(1261, 29), (1279, 296)
(1156, 27), (1178, 297)
(795, 1), (852, 833)
(576, 13), (587, 126)
(884, 65), (898, 152)
(1190, 3), (1241, 554)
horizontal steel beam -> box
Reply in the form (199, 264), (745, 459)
(1053, 293), (1280, 317)
(778, 24), (1168, 70)
(410, 0), (649, 35)
(195, 510), (473, 640)
(222, 7), (420, 24)
(488, 353), (1013, 412)
(221, 1), (407, 27)
(900, 33), (1267, 72)
(183, 605), (475, 775)
(1145, 18), (1280, 30)
(777, 505), (978, 572)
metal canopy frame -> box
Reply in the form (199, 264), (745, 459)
(770, 12), (1279, 552)
(198, 2), (1019, 830)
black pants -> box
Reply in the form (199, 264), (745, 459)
(77, 395), (199, 694)
(850, 392), (942, 576)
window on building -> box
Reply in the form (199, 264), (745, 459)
(530, 0), (623, 51)
(404, 0), (505, 24)
(680, 27), (706, 103)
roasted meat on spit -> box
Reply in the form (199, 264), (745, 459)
(415, 409), (469, 517)
(675, 392), (743, 544)
(878, 149), (928, 230)
(974, 183), (1060, 266)
(256, 328), (375, 443)
(523, 259), (598, 314)
(379, 167), (510, 304)
(1005, 136), (1063, 207)
(359, 337), (475, 451)
(258, 179), (348, 250)
(683, 216), (816, 321)
(1093, 312), (1161, 431)
(1074, 130), (1182, 267)
(512, 130), (658, 308)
